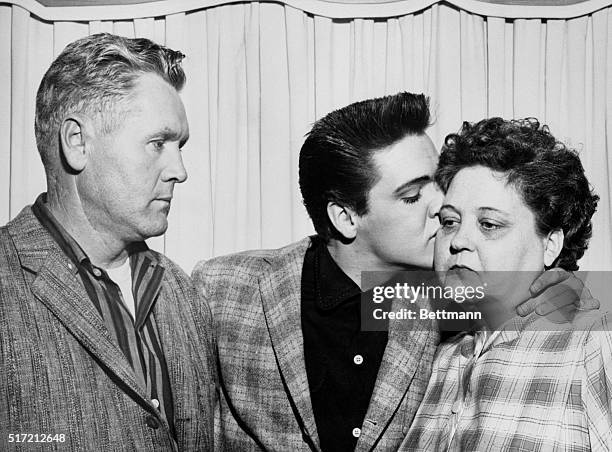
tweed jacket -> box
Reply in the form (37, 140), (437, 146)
(0, 206), (217, 451)
(192, 237), (438, 451)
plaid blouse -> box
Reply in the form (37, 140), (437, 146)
(402, 311), (612, 451)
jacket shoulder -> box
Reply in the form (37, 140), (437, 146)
(153, 251), (192, 285)
(0, 206), (51, 267)
(3, 205), (39, 241)
(192, 237), (311, 285)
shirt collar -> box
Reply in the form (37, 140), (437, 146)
(32, 193), (89, 273)
(312, 237), (361, 310)
(469, 311), (541, 354)
(495, 311), (541, 346)
(31, 193), (159, 274)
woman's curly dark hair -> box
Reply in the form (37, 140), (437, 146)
(435, 117), (599, 271)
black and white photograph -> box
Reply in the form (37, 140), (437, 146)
(1, 0), (611, 450)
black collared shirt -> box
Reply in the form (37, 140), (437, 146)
(301, 237), (388, 452)
(32, 194), (175, 436)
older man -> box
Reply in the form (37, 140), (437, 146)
(0, 34), (216, 451)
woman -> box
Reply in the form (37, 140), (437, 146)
(401, 118), (611, 450)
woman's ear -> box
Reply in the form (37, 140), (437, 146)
(543, 229), (564, 268)
(327, 202), (357, 240)
(59, 117), (88, 172)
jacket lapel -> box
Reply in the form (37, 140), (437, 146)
(10, 209), (152, 406)
(259, 237), (321, 451)
(356, 296), (435, 451)
(153, 277), (206, 449)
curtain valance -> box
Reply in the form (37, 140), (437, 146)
(2, 0), (610, 21)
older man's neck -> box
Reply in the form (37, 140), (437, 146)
(46, 188), (129, 269)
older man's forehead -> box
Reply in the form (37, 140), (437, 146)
(118, 75), (188, 133)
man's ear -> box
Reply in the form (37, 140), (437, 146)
(59, 117), (88, 172)
(544, 229), (564, 268)
(327, 202), (357, 240)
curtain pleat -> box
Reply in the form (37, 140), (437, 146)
(1, 1), (611, 272)
(0, 8), (12, 225)
(10, 6), (48, 220)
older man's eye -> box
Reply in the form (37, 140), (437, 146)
(151, 140), (165, 151)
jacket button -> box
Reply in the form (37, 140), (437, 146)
(145, 415), (160, 429)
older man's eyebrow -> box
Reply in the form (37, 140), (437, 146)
(146, 127), (190, 146)
(393, 175), (432, 196)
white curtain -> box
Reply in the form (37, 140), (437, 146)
(1, 0), (611, 273)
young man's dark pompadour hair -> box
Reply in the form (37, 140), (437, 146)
(299, 92), (431, 241)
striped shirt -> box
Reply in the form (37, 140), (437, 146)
(402, 310), (612, 451)
(32, 194), (175, 437)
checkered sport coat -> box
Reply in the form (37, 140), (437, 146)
(0, 206), (217, 451)
(192, 237), (438, 451)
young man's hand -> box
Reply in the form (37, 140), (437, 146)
(516, 269), (599, 319)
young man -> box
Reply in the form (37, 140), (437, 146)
(0, 34), (216, 451)
(194, 93), (440, 451)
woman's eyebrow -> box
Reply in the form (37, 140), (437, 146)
(439, 204), (459, 213)
(477, 206), (510, 217)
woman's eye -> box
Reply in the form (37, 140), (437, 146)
(402, 193), (422, 204)
(440, 217), (458, 228)
(480, 221), (501, 231)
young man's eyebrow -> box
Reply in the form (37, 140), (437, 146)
(393, 176), (432, 196)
